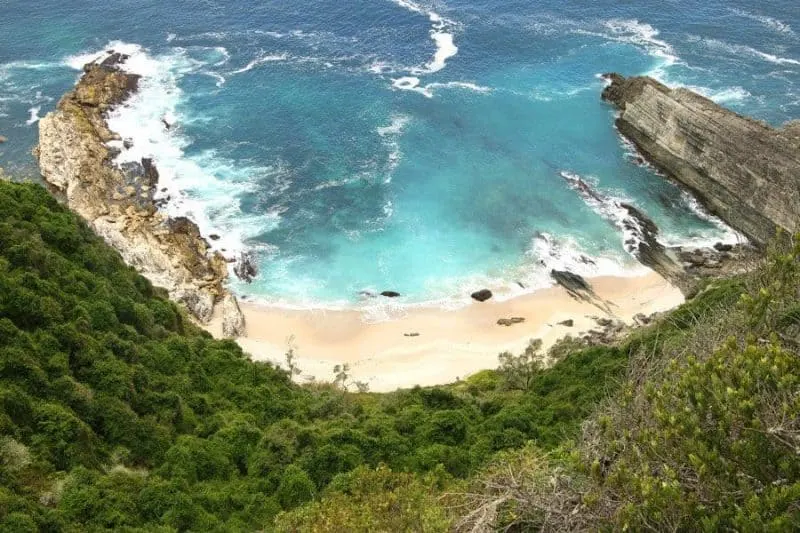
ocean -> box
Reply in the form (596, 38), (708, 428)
(1, 0), (798, 313)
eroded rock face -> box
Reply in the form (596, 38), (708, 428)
(602, 74), (800, 246)
(36, 53), (243, 330)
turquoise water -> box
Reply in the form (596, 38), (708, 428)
(1, 1), (797, 309)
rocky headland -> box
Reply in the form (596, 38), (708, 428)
(35, 52), (246, 337)
(602, 74), (800, 247)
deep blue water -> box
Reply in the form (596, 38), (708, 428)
(1, 1), (798, 310)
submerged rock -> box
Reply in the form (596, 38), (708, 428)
(381, 291), (401, 298)
(471, 289), (493, 302)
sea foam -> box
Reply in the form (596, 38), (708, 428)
(390, 0), (459, 74)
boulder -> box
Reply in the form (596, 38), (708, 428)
(0, 135), (7, 144)
(471, 289), (493, 302)
(558, 319), (574, 327)
(381, 291), (401, 298)
(497, 317), (525, 327)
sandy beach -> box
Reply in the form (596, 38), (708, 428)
(206, 271), (683, 392)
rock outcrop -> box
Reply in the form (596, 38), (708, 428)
(602, 74), (800, 247)
(36, 52), (245, 336)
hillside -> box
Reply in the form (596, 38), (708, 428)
(0, 180), (646, 531)
(2, 180), (798, 531)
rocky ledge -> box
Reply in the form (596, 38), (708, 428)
(602, 74), (800, 247)
(36, 52), (246, 337)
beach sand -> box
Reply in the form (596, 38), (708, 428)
(205, 271), (684, 392)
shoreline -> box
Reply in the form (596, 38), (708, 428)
(205, 270), (684, 392)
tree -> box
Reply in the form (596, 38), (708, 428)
(497, 339), (543, 391)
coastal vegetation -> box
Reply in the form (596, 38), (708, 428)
(1, 177), (798, 531)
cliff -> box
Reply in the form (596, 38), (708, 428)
(602, 74), (800, 247)
(36, 52), (245, 336)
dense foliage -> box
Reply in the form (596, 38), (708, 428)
(453, 239), (800, 532)
(3, 180), (797, 531)
(0, 181), (631, 531)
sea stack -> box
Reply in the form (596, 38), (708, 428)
(602, 74), (800, 247)
(35, 51), (246, 336)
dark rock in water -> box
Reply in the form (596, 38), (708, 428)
(161, 187), (168, 192)
(497, 317), (525, 327)
(381, 291), (401, 298)
(359, 290), (376, 298)
(551, 270), (591, 294)
(558, 319), (574, 327)
(471, 289), (493, 302)
(714, 242), (733, 252)
(516, 281), (526, 289)
(234, 252), (258, 283)
(141, 158), (159, 188)
(579, 255), (596, 265)
(123, 139), (133, 149)
(99, 52), (130, 70)
(162, 118), (172, 130)
(209, 234), (221, 241)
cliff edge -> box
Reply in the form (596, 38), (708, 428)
(36, 52), (245, 337)
(602, 74), (800, 247)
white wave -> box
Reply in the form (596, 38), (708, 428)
(574, 19), (679, 81)
(699, 37), (800, 66)
(729, 8), (795, 37)
(205, 71), (227, 88)
(25, 106), (41, 125)
(66, 41), (274, 260)
(526, 232), (644, 283)
(392, 76), (491, 98)
(560, 171), (649, 256)
(370, 61), (400, 74)
(377, 114), (411, 182)
(685, 85), (751, 104)
(390, 0), (459, 75)
(230, 53), (289, 75)
(659, 191), (744, 248)
(426, 31), (458, 73)
(377, 114), (410, 137)
(166, 33), (177, 43)
(211, 46), (231, 66)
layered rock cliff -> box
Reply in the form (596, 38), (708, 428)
(36, 52), (245, 337)
(602, 74), (800, 247)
